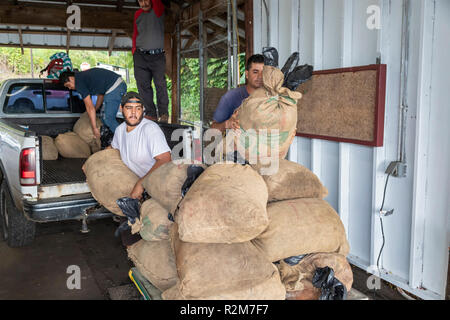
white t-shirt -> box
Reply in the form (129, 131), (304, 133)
(111, 118), (171, 178)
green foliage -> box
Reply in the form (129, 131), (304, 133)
(180, 53), (246, 123)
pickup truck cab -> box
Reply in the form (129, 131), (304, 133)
(0, 78), (193, 247)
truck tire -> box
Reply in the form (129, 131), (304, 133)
(0, 180), (36, 247)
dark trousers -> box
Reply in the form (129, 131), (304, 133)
(133, 50), (169, 118)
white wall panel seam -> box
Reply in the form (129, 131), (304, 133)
(311, 0), (324, 180)
(338, 0), (353, 239)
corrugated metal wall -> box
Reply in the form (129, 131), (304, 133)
(253, 0), (449, 300)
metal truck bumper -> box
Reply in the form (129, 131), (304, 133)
(23, 193), (113, 222)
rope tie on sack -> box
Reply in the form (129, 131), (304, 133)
(265, 91), (280, 102)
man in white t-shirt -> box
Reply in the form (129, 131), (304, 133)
(110, 91), (171, 199)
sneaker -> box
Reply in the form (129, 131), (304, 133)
(158, 114), (169, 123)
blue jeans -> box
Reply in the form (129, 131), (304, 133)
(102, 81), (127, 132)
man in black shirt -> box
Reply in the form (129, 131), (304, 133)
(60, 68), (127, 137)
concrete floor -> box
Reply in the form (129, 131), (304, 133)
(0, 217), (429, 300)
(0, 218), (134, 300)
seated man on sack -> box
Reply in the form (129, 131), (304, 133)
(210, 54), (265, 133)
(110, 91), (171, 200)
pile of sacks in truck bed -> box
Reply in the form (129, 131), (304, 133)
(41, 112), (102, 160)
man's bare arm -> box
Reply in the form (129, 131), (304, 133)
(130, 151), (172, 199)
(210, 109), (240, 133)
(83, 95), (101, 139)
(94, 94), (104, 111)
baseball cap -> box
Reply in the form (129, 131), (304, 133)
(121, 91), (145, 109)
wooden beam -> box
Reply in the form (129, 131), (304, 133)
(108, 30), (117, 56)
(19, 0), (137, 10)
(0, 3), (134, 35)
(217, 12), (245, 30)
(0, 28), (128, 38)
(183, 36), (195, 51)
(0, 43), (130, 52)
(66, 29), (71, 54)
(180, 0), (245, 29)
(117, 0), (124, 12)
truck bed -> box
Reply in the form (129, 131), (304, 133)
(41, 158), (86, 185)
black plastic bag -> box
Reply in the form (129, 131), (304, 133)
(283, 254), (307, 266)
(114, 197), (141, 237)
(181, 165), (205, 197)
(283, 64), (314, 91)
(100, 125), (114, 149)
(312, 266), (347, 300)
(262, 47), (279, 68)
(281, 52), (300, 81)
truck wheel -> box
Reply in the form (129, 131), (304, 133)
(0, 181), (36, 247)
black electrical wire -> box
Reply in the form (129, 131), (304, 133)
(373, 172), (391, 299)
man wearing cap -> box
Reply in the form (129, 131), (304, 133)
(132, 0), (169, 123)
(111, 91), (171, 199)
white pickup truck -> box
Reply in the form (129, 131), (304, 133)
(0, 78), (194, 247)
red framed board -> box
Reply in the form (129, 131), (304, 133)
(295, 64), (387, 147)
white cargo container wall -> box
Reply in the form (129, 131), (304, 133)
(253, 0), (449, 300)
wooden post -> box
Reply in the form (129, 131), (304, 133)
(171, 25), (180, 124)
(244, 0), (254, 60)
(18, 26), (24, 54)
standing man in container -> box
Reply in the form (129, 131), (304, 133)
(132, 0), (169, 123)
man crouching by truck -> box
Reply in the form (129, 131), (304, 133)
(109, 92), (171, 199)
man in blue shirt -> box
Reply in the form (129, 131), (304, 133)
(211, 54), (265, 133)
(60, 68), (127, 138)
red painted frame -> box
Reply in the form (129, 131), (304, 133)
(296, 64), (387, 147)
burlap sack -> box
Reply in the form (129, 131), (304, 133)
(233, 65), (302, 160)
(127, 239), (178, 292)
(176, 163), (269, 243)
(142, 160), (207, 214)
(252, 159), (328, 202)
(278, 253), (353, 300)
(162, 265), (286, 300)
(89, 139), (101, 154)
(41, 135), (58, 160)
(137, 199), (172, 241)
(83, 149), (139, 216)
(54, 132), (91, 158)
(170, 223), (276, 298)
(252, 198), (350, 262)
(73, 112), (102, 152)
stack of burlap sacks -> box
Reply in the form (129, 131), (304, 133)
(121, 159), (352, 300)
(41, 112), (102, 160)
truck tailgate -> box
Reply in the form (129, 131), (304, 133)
(39, 158), (90, 199)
